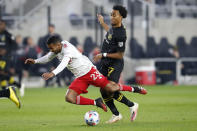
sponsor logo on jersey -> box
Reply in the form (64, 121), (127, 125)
(118, 42), (123, 47)
(108, 34), (112, 40)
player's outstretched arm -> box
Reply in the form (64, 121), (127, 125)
(25, 58), (35, 64)
(26, 52), (56, 64)
(97, 14), (109, 32)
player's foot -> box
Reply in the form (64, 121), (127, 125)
(8, 86), (21, 109)
(19, 83), (25, 97)
(106, 114), (122, 124)
(130, 102), (138, 121)
(95, 98), (107, 112)
(133, 85), (147, 95)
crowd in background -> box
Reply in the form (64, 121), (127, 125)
(0, 20), (101, 88)
(1, 18), (197, 88)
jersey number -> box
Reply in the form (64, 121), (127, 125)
(107, 67), (114, 77)
(90, 70), (102, 81)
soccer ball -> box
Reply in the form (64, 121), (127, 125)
(84, 111), (100, 126)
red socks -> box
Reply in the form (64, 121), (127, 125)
(119, 84), (133, 92)
(75, 85), (134, 105)
(76, 96), (95, 105)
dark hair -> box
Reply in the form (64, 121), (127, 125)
(49, 24), (55, 28)
(46, 35), (61, 45)
(113, 5), (127, 18)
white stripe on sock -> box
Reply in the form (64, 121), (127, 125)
(76, 96), (80, 105)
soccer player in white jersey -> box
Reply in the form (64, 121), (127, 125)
(25, 35), (138, 114)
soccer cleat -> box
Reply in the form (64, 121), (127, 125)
(133, 85), (147, 95)
(8, 86), (21, 109)
(105, 114), (122, 124)
(19, 83), (25, 97)
(130, 102), (139, 121)
(95, 98), (107, 112)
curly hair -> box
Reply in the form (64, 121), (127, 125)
(47, 35), (61, 45)
(113, 5), (127, 18)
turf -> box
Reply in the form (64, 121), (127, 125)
(0, 85), (197, 131)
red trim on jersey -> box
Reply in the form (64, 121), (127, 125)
(64, 44), (67, 48)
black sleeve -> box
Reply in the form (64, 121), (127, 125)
(4, 59), (11, 72)
(114, 30), (126, 52)
(6, 31), (17, 53)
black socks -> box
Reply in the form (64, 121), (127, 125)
(113, 91), (134, 107)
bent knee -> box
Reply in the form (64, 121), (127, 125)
(105, 82), (119, 93)
(65, 95), (76, 104)
(110, 86), (119, 92)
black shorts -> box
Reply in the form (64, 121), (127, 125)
(99, 61), (124, 83)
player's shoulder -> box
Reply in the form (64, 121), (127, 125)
(61, 40), (73, 48)
(61, 40), (77, 53)
(61, 40), (69, 45)
(114, 25), (126, 34)
(119, 25), (126, 33)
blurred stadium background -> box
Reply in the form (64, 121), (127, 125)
(1, 0), (197, 87)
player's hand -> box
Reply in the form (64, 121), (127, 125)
(42, 72), (55, 80)
(97, 14), (104, 24)
(93, 53), (102, 63)
(25, 58), (35, 64)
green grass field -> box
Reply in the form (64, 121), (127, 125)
(0, 85), (197, 131)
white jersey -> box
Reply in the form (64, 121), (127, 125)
(35, 40), (94, 78)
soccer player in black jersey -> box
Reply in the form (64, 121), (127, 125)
(0, 48), (21, 108)
(0, 86), (21, 108)
(94, 5), (147, 123)
(0, 20), (25, 97)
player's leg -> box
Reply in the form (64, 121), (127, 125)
(1, 75), (22, 90)
(0, 87), (21, 108)
(98, 64), (143, 122)
(104, 81), (135, 107)
(119, 84), (147, 94)
(100, 89), (122, 123)
(65, 89), (107, 112)
(105, 81), (140, 121)
(87, 67), (139, 119)
(66, 77), (107, 112)
(8, 76), (25, 97)
(104, 65), (140, 104)
(85, 66), (138, 116)
(9, 76), (21, 88)
(104, 64), (139, 122)
(97, 65), (123, 123)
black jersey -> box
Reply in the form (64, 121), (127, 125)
(100, 24), (126, 65)
(0, 56), (10, 73)
(99, 25), (127, 82)
(0, 30), (16, 55)
(0, 56), (13, 81)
